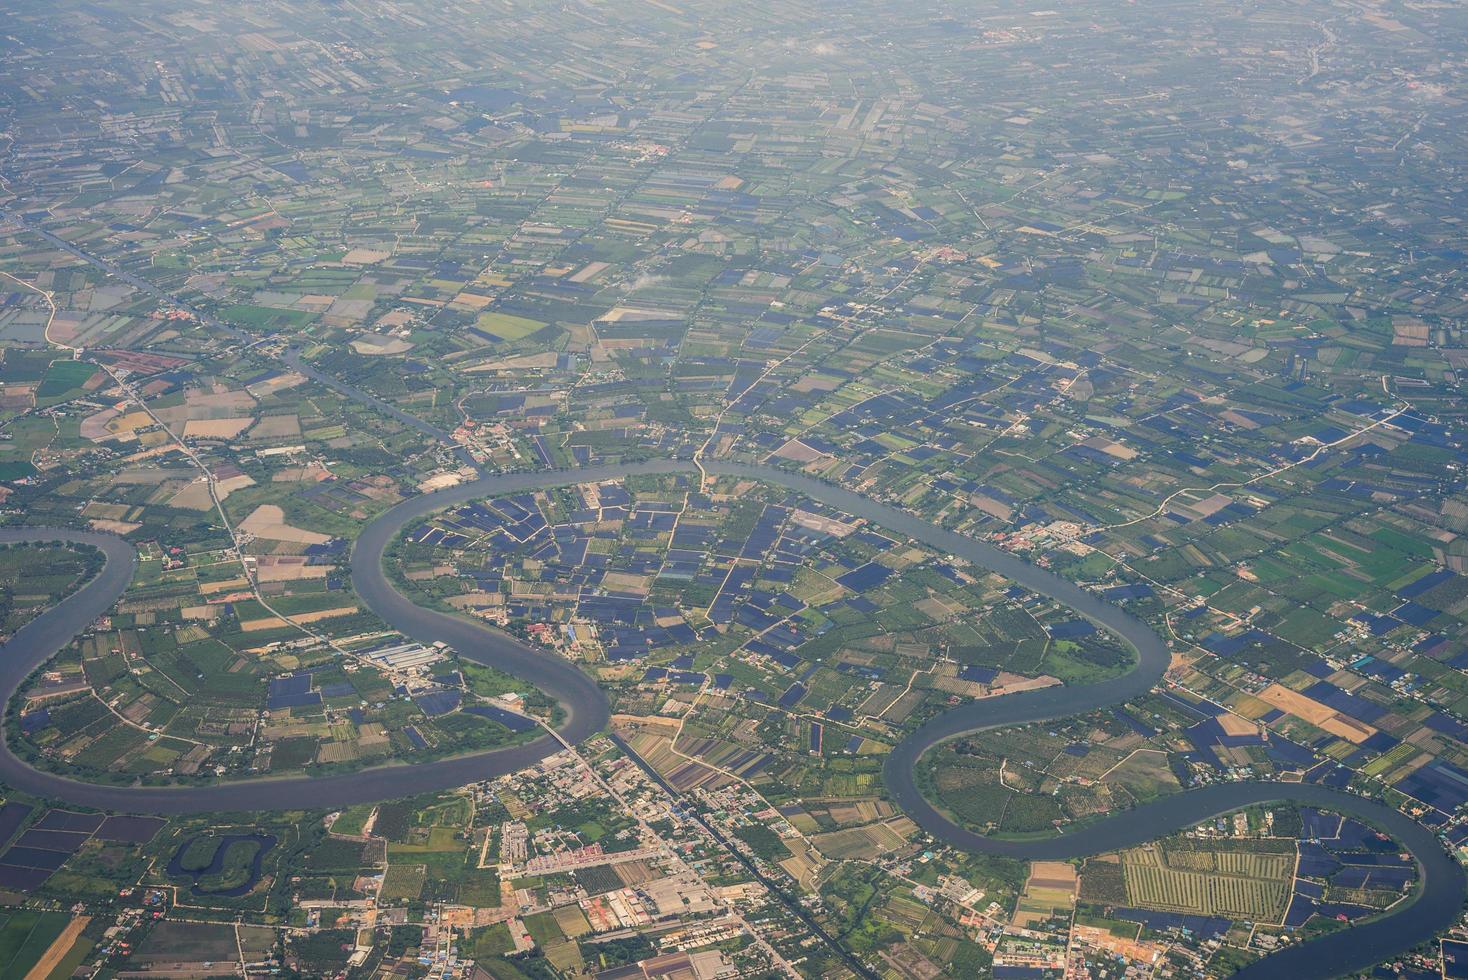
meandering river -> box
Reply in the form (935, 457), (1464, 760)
(0, 462), (1459, 977)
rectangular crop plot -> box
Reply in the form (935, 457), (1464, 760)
(0, 803), (33, 847)
(380, 863), (426, 901)
(13, 830), (89, 853)
(573, 864), (623, 897)
(835, 562), (893, 592)
(96, 816), (166, 844)
(1121, 845), (1291, 922)
(35, 810), (105, 834)
(0, 848), (70, 871)
(0, 909), (71, 974)
(0, 865), (56, 891)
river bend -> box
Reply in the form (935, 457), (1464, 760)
(0, 463), (1459, 978)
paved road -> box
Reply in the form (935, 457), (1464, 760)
(0, 464), (1460, 977)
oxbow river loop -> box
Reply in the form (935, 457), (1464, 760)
(0, 463), (1460, 978)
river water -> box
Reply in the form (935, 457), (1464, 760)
(0, 462), (1459, 977)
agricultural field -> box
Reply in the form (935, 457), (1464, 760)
(1069, 805), (1424, 975)
(0, 908), (72, 977)
(3, 0), (1468, 974)
(1120, 843), (1293, 922)
(395, 471), (1136, 823)
(12, 603), (547, 783)
(919, 703), (1200, 836)
(1013, 861), (1078, 929)
(0, 336), (559, 784)
(0, 543), (101, 636)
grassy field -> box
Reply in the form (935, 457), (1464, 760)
(476, 312), (546, 341)
(35, 359), (98, 401)
(330, 804), (375, 838)
(136, 921), (239, 963)
(380, 863), (427, 901)
(0, 909), (71, 977)
(388, 826), (461, 854)
(220, 304), (318, 329)
(457, 870), (502, 907)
